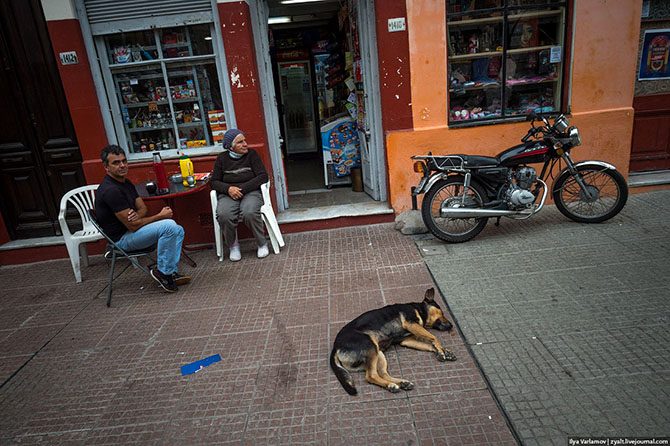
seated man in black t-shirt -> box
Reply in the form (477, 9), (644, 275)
(94, 144), (190, 292)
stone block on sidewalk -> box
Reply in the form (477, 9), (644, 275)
(395, 210), (428, 235)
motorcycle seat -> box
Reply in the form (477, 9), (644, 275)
(432, 155), (499, 168)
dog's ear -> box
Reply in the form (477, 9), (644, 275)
(423, 287), (435, 303)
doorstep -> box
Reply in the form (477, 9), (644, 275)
(629, 170), (670, 187)
(277, 201), (394, 224)
(0, 235), (64, 251)
(276, 201), (396, 234)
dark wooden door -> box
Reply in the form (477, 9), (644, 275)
(630, 94), (670, 172)
(0, 0), (85, 239)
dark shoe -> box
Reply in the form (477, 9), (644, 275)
(150, 268), (178, 292)
(173, 272), (191, 286)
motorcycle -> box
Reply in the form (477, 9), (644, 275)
(411, 113), (629, 243)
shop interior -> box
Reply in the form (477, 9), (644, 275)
(267, 0), (375, 210)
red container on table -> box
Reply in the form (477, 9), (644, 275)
(152, 152), (169, 194)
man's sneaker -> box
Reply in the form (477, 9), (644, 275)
(257, 244), (269, 259)
(150, 268), (178, 292)
(229, 243), (241, 262)
(173, 272), (191, 286)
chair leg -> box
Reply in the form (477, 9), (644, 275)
(65, 241), (82, 283)
(79, 243), (90, 268)
(107, 252), (116, 307)
(262, 214), (280, 254)
(261, 207), (285, 247)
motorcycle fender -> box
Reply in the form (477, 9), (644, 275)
(415, 173), (449, 195)
(573, 160), (617, 171)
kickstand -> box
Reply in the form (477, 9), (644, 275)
(495, 216), (501, 227)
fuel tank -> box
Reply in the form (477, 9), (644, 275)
(497, 141), (550, 167)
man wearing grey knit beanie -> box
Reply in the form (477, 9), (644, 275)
(211, 129), (270, 261)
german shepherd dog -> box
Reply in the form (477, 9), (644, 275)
(330, 288), (456, 395)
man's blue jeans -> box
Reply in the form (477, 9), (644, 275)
(116, 219), (184, 275)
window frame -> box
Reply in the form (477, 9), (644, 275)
(95, 22), (234, 161)
(446, 0), (572, 127)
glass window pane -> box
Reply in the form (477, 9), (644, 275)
(105, 31), (158, 65)
(113, 67), (177, 154)
(507, 9), (563, 50)
(160, 24), (213, 59)
(448, 4), (565, 124)
(103, 24), (226, 157)
(166, 61), (225, 149)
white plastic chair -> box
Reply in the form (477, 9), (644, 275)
(210, 181), (285, 261)
(58, 184), (104, 282)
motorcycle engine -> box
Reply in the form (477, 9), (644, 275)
(505, 167), (537, 208)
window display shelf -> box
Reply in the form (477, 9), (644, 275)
(448, 9), (562, 27)
(129, 125), (174, 133)
(508, 45), (555, 55)
(449, 76), (557, 93)
(125, 100), (170, 108)
(177, 122), (204, 127)
(109, 60), (161, 70)
(123, 98), (199, 108)
(449, 45), (556, 61)
(449, 51), (502, 61)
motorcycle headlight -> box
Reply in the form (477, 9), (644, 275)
(554, 115), (569, 133)
(568, 127), (581, 146)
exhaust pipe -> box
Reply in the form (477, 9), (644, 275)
(440, 208), (531, 218)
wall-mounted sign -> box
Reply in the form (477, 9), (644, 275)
(638, 29), (670, 80)
(388, 18), (406, 33)
(59, 51), (79, 65)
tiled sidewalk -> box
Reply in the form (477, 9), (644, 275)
(0, 225), (516, 445)
(418, 190), (670, 445)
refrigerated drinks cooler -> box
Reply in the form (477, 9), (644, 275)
(321, 117), (361, 187)
(277, 61), (318, 154)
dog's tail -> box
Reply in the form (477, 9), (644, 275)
(330, 348), (357, 395)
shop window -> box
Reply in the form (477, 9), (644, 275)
(447, 0), (568, 124)
(99, 24), (227, 159)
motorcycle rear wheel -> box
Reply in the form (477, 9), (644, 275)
(421, 177), (488, 243)
(552, 165), (628, 223)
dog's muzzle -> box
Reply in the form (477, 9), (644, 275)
(433, 320), (453, 331)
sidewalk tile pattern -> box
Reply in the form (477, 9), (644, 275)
(0, 223), (515, 445)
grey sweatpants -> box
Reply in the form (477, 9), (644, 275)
(216, 190), (266, 248)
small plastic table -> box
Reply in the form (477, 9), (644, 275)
(136, 177), (211, 268)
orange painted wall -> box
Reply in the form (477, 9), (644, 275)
(388, 0), (642, 213)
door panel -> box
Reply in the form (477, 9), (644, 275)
(355, 0), (385, 200)
(0, 0), (84, 239)
(630, 94), (670, 172)
(0, 165), (53, 238)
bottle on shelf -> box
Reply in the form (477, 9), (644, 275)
(152, 152), (170, 195)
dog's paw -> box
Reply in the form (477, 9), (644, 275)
(435, 350), (456, 362)
(399, 380), (414, 391)
(386, 383), (401, 393)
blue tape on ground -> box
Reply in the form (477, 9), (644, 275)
(180, 354), (222, 376)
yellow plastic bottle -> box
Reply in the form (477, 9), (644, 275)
(179, 153), (194, 187)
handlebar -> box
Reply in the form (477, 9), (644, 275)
(522, 112), (565, 142)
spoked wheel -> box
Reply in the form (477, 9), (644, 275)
(421, 177), (488, 243)
(552, 165), (628, 223)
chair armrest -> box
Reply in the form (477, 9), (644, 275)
(58, 202), (72, 237)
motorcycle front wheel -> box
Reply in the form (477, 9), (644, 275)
(421, 177), (488, 243)
(552, 165), (628, 223)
